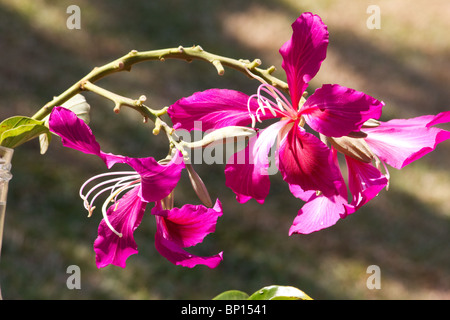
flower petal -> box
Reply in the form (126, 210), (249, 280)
(279, 12), (329, 108)
(94, 186), (146, 268)
(151, 199), (223, 247)
(345, 155), (388, 211)
(277, 123), (341, 197)
(48, 107), (125, 168)
(301, 84), (384, 137)
(154, 232), (223, 268)
(168, 89), (264, 132)
(225, 120), (288, 204)
(364, 111), (450, 169)
(289, 191), (348, 235)
(153, 200), (223, 268)
(125, 151), (184, 202)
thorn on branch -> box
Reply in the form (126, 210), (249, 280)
(212, 60), (225, 75)
(267, 66), (276, 74)
(153, 118), (162, 135)
(247, 59), (262, 69)
(136, 95), (147, 106)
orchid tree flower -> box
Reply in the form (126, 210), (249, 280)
(168, 13), (384, 232)
(48, 106), (223, 269)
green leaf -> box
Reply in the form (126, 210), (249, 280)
(248, 285), (313, 300)
(212, 290), (250, 300)
(0, 116), (51, 149)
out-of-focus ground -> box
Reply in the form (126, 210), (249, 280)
(0, 0), (449, 299)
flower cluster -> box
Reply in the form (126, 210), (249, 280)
(48, 12), (450, 269)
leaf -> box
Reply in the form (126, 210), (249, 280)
(61, 94), (91, 124)
(41, 94), (91, 125)
(39, 132), (50, 155)
(0, 116), (51, 149)
(212, 290), (250, 300)
(248, 285), (313, 300)
(213, 285), (312, 300)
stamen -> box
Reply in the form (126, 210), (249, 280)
(259, 84), (294, 114)
(247, 83), (296, 128)
(79, 171), (140, 217)
(247, 94), (258, 128)
(100, 183), (137, 238)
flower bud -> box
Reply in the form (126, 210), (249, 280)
(186, 163), (213, 208)
(182, 126), (256, 149)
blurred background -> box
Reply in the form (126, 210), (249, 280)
(0, 0), (449, 299)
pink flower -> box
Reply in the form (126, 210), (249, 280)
(169, 13), (384, 232)
(49, 107), (223, 268)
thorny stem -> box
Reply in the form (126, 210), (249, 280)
(31, 45), (288, 121)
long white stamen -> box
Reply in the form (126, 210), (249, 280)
(79, 171), (140, 217)
(247, 94), (259, 128)
(247, 83), (298, 128)
(100, 182), (138, 238)
(259, 84), (295, 115)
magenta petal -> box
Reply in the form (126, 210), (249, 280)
(94, 186), (146, 268)
(289, 191), (348, 235)
(277, 124), (341, 197)
(301, 84), (384, 137)
(168, 89), (263, 132)
(49, 107), (125, 168)
(49, 106), (100, 155)
(155, 232), (223, 268)
(364, 111), (450, 169)
(345, 155), (388, 210)
(279, 12), (329, 108)
(151, 200), (223, 247)
(125, 152), (184, 202)
(225, 120), (288, 204)
(153, 200), (223, 268)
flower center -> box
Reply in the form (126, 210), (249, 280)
(79, 171), (140, 237)
(247, 84), (299, 128)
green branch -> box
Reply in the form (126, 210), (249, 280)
(31, 45), (288, 121)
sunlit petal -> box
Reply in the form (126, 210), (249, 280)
(301, 84), (384, 137)
(153, 200), (223, 268)
(277, 124), (341, 197)
(94, 186), (146, 268)
(225, 120), (289, 203)
(364, 111), (450, 169)
(125, 152), (184, 203)
(168, 89), (266, 132)
(279, 12), (329, 107)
